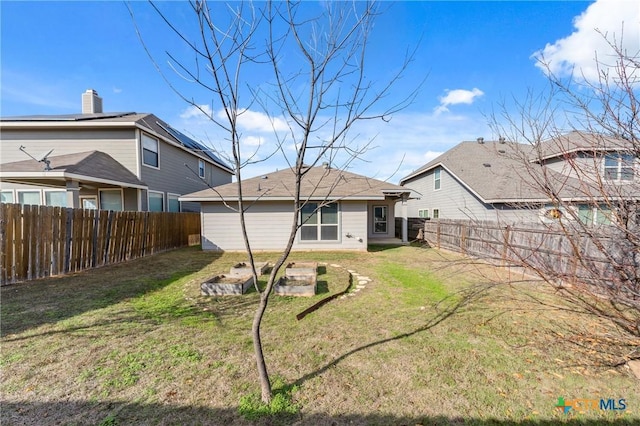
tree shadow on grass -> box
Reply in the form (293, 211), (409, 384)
(1, 247), (220, 337)
(1, 400), (637, 426)
(293, 283), (492, 387)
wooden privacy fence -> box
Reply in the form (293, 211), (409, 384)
(421, 219), (634, 284)
(1, 204), (201, 285)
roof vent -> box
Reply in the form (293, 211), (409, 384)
(498, 149), (506, 154)
(498, 136), (506, 144)
(82, 89), (103, 114)
(477, 137), (484, 144)
(322, 161), (330, 169)
(483, 163), (491, 167)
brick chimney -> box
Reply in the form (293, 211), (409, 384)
(82, 89), (103, 114)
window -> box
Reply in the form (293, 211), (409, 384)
(418, 209), (430, 219)
(100, 189), (123, 211)
(373, 205), (388, 234)
(300, 202), (339, 241)
(142, 134), (159, 168)
(1, 191), (14, 204)
(148, 191), (164, 212)
(18, 191), (41, 206)
(604, 153), (634, 181)
(198, 159), (205, 178)
(45, 191), (66, 207)
(434, 168), (441, 190)
(432, 208), (439, 219)
(578, 204), (613, 226)
(81, 197), (98, 210)
(168, 193), (180, 212)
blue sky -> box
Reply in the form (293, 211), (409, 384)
(2, 1), (638, 182)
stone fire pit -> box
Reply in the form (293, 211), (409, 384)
(201, 275), (253, 296)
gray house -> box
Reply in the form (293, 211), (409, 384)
(399, 132), (638, 225)
(0, 90), (233, 212)
(180, 165), (412, 251)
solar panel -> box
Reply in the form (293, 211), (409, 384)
(156, 121), (231, 170)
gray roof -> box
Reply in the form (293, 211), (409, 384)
(534, 131), (634, 162)
(1, 112), (232, 172)
(181, 165), (411, 202)
(399, 138), (639, 203)
(0, 151), (147, 189)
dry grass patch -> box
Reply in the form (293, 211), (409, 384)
(1, 245), (638, 425)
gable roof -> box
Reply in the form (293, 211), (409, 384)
(400, 134), (640, 204)
(0, 112), (233, 173)
(533, 131), (634, 162)
(180, 165), (411, 202)
(0, 150), (147, 189)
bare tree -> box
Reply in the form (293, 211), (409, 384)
(487, 31), (640, 364)
(130, 0), (418, 403)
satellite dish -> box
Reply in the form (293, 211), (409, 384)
(19, 145), (54, 171)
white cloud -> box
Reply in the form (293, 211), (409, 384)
(435, 88), (484, 113)
(180, 104), (213, 120)
(235, 108), (289, 132)
(112, 87), (122, 94)
(532, 0), (640, 82)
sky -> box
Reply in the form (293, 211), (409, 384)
(2, 1), (639, 183)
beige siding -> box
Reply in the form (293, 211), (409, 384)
(201, 200), (368, 251)
(140, 134), (232, 211)
(1, 129), (138, 173)
(401, 167), (538, 223)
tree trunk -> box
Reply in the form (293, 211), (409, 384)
(252, 287), (272, 403)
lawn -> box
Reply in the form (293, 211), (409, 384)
(1, 244), (638, 425)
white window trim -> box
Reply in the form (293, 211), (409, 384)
(99, 188), (124, 211)
(198, 159), (206, 178)
(434, 168), (441, 191)
(1, 189), (15, 204)
(299, 202), (341, 243)
(432, 208), (440, 219)
(603, 153), (635, 182)
(43, 189), (67, 207)
(16, 189), (42, 206)
(418, 209), (430, 219)
(142, 133), (160, 170)
(148, 190), (165, 212)
(167, 192), (181, 212)
(80, 196), (98, 210)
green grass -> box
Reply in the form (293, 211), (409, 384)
(1, 245), (638, 425)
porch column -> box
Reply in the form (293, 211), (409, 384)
(65, 180), (80, 208)
(401, 195), (408, 243)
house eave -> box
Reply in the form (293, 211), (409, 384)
(0, 172), (148, 190)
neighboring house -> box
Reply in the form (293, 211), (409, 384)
(399, 131), (639, 225)
(0, 89), (233, 212)
(180, 165), (412, 251)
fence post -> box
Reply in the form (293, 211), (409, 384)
(502, 225), (511, 265)
(460, 223), (467, 254)
(436, 220), (441, 249)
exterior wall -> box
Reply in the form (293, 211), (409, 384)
(400, 167), (539, 224)
(1, 128), (138, 172)
(1, 127), (231, 212)
(367, 199), (397, 240)
(139, 131), (231, 209)
(200, 200), (368, 251)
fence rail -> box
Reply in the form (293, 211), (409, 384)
(421, 219), (633, 284)
(0, 204), (201, 285)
